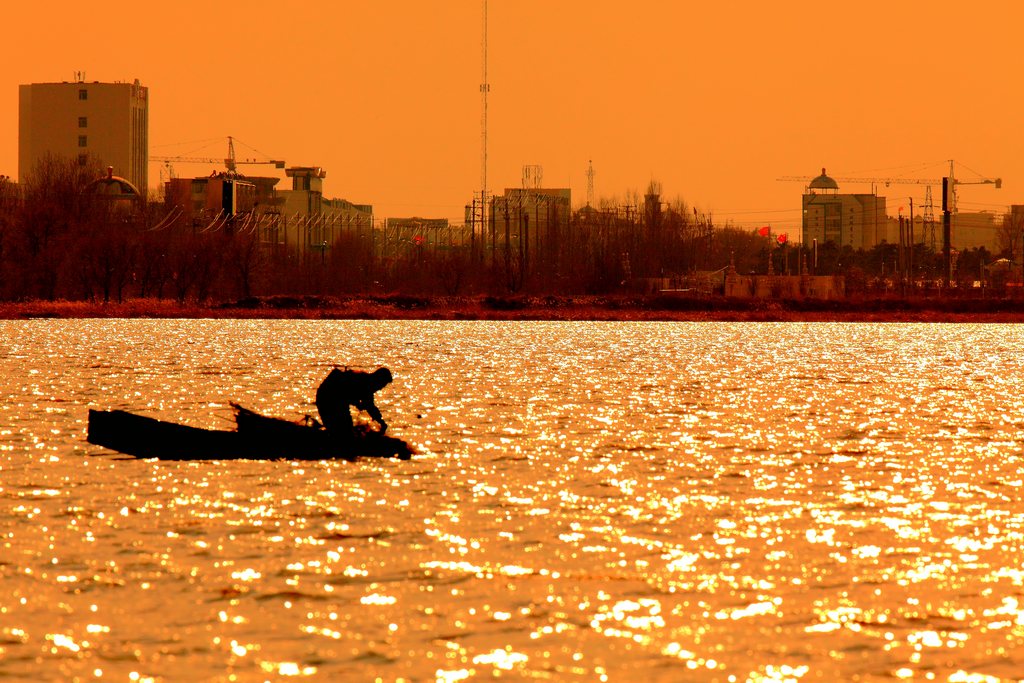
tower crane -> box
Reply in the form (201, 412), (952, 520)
(778, 173), (1001, 189)
(152, 136), (285, 176)
(778, 160), (1001, 214)
(779, 162), (1001, 247)
(781, 162), (1002, 285)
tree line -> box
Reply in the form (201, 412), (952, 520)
(0, 160), (1019, 303)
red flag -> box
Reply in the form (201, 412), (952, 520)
(757, 226), (770, 237)
(777, 234), (788, 245)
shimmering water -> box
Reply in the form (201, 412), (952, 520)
(2, 320), (1024, 682)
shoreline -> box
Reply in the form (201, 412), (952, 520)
(3, 295), (1024, 323)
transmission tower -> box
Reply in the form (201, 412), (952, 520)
(479, 0), (490, 232)
(586, 160), (595, 207)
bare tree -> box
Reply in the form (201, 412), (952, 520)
(135, 231), (172, 299)
(226, 226), (265, 299)
(0, 174), (19, 298)
(997, 209), (1024, 263)
(434, 249), (470, 295)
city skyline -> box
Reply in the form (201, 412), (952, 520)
(0, 0), (1019, 230)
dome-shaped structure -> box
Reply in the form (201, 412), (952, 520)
(85, 167), (141, 201)
(808, 167), (839, 191)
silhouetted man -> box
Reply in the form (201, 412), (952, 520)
(315, 366), (392, 442)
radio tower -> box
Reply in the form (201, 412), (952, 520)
(479, 0), (490, 233)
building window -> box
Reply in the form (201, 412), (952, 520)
(78, 89), (87, 101)
(78, 116), (87, 128)
(78, 135), (87, 148)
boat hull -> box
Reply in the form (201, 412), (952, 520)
(86, 408), (413, 461)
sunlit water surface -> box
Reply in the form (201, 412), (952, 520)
(2, 320), (1024, 682)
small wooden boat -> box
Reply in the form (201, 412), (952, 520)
(86, 405), (413, 461)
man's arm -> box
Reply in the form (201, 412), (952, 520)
(357, 396), (387, 431)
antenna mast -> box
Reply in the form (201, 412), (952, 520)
(479, 0), (490, 233)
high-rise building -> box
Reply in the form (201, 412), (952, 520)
(19, 77), (148, 192)
(801, 169), (886, 249)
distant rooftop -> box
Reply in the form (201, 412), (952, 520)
(86, 167), (141, 200)
(809, 168), (838, 191)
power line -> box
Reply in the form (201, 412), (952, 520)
(151, 136), (223, 149)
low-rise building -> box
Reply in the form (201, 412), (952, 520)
(882, 211), (1004, 253)
(165, 174), (273, 217)
(954, 211), (1001, 252)
(276, 167), (373, 254)
(488, 187), (571, 248)
(277, 167), (371, 222)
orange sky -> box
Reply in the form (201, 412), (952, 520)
(2, 0), (1020, 232)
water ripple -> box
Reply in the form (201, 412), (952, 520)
(1, 320), (1023, 680)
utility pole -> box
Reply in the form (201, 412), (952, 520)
(898, 214), (905, 292)
(924, 185), (936, 251)
(908, 197), (914, 289)
(467, 201), (475, 261)
(586, 160), (595, 207)
(942, 177), (952, 289)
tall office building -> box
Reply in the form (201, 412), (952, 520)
(19, 77), (148, 192)
(802, 169), (886, 249)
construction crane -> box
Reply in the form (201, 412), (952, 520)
(152, 136), (285, 176)
(778, 173), (1001, 190)
(781, 161), (1002, 285)
(778, 161), (1001, 214)
(779, 161), (1001, 246)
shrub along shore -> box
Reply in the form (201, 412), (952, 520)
(3, 295), (1024, 322)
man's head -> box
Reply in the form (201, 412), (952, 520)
(371, 367), (393, 390)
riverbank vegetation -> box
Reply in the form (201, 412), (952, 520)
(4, 294), (1024, 323)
